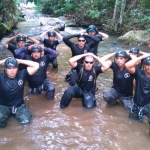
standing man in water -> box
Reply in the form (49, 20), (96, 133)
(127, 47), (148, 69)
(2, 34), (40, 70)
(0, 57), (39, 128)
(102, 50), (134, 111)
(125, 54), (150, 134)
(60, 52), (110, 109)
(63, 33), (101, 85)
(14, 45), (58, 100)
(39, 30), (63, 68)
(80, 25), (109, 56)
(2, 34), (40, 56)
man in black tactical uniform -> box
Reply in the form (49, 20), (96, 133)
(81, 25), (109, 56)
(0, 57), (39, 128)
(14, 45), (58, 100)
(2, 34), (40, 70)
(102, 50), (134, 111)
(125, 53), (150, 135)
(40, 30), (63, 68)
(60, 52), (110, 109)
(63, 33), (101, 86)
(128, 47), (147, 69)
(2, 34), (40, 57)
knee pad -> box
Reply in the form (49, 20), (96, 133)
(103, 89), (117, 105)
(52, 59), (58, 68)
(0, 105), (11, 128)
(43, 79), (55, 91)
(15, 104), (32, 124)
(46, 90), (55, 100)
(103, 91), (110, 102)
(0, 117), (8, 128)
(103, 93), (116, 105)
(53, 64), (58, 68)
(82, 92), (96, 108)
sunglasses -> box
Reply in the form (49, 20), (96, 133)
(85, 61), (94, 64)
(78, 40), (85, 42)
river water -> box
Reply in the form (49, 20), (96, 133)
(0, 18), (150, 150)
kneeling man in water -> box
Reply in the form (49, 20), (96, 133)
(14, 45), (59, 100)
(0, 57), (39, 128)
(60, 53), (110, 109)
(102, 50), (134, 111)
(125, 53), (150, 135)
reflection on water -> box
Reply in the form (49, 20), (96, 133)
(0, 24), (150, 150)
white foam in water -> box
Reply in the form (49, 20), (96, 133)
(64, 27), (86, 34)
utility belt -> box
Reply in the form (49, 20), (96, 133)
(9, 104), (24, 115)
(134, 103), (150, 122)
(82, 89), (96, 108)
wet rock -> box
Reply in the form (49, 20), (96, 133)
(117, 30), (150, 45)
(0, 44), (6, 51)
(39, 17), (65, 31)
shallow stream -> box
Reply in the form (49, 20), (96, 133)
(0, 17), (150, 150)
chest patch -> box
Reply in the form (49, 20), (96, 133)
(124, 73), (130, 78)
(18, 79), (23, 86)
(84, 50), (88, 53)
(88, 75), (93, 81)
(53, 45), (56, 49)
(40, 61), (45, 66)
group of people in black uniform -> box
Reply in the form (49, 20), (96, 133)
(1, 25), (150, 135)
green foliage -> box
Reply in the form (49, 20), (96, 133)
(128, 8), (150, 30)
(0, 1), (18, 31)
(88, 9), (100, 19)
(64, 2), (75, 13)
(40, 0), (77, 16)
(17, 16), (26, 21)
(140, 0), (150, 9)
(0, 22), (11, 31)
(1, 0), (150, 34)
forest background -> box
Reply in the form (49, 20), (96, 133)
(0, 0), (150, 39)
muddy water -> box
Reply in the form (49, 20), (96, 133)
(0, 23), (150, 150)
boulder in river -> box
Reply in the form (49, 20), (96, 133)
(117, 30), (150, 45)
(39, 17), (65, 31)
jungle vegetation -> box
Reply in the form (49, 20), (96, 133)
(0, 0), (150, 35)
(40, 0), (150, 34)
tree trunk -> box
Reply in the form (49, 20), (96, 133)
(119, 0), (126, 27)
(112, 0), (119, 31)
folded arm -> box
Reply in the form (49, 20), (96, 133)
(44, 47), (59, 60)
(98, 32), (109, 41)
(125, 54), (150, 74)
(2, 35), (17, 48)
(14, 47), (28, 59)
(17, 59), (39, 75)
(63, 34), (79, 46)
(84, 34), (100, 48)
(69, 53), (89, 68)
(91, 53), (112, 72)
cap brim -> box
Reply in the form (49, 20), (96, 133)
(89, 29), (95, 32)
